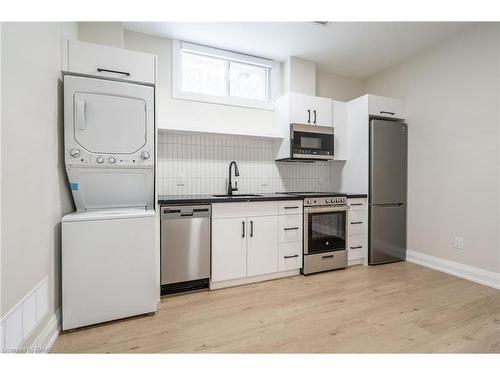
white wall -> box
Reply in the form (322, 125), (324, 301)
(1, 22), (78, 347)
(123, 30), (281, 138)
(365, 24), (500, 273)
(158, 131), (334, 196)
(282, 56), (317, 96)
(79, 22), (123, 48)
(316, 70), (365, 101)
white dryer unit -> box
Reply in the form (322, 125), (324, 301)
(62, 208), (156, 330)
(64, 75), (155, 211)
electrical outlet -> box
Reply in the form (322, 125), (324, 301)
(453, 236), (464, 250)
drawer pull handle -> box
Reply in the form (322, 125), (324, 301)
(284, 255), (299, 259)
(351, 221), (363, 225)
(350, 246), (363, 249)
(380, 111), (395, 115)
(284, 206), (299, 209)
(351, 203), (363, 206)
(97, 68), (131, 77)
(322, 255), (334, 259)
(284, 227), (299, 231)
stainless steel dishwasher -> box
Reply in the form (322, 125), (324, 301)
(160, 205), (211, 295)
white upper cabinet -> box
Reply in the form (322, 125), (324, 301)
(332, 100), (348, 161)
(62, 40), (156, 85)
(287, 93), (333, 127)
(368, 94), (406, 119)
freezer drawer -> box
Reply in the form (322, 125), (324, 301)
(369, 204), (407, 265)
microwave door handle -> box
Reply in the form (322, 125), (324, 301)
(76, 99), (86, 131)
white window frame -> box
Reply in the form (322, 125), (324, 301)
(172, 40), (278, 111)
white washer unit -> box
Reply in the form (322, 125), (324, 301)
(61, 41), (158, 330)
(62, 208), (156, 330)
(64, 75), (155, 211)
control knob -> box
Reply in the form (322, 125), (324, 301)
(96, 156), (104, 164)
(325, 199), (331, 203)
(140, 151), (151, 160)
(69, 148), (80, 158)
(307, 199), (312, 204)
(108, 157), (116, 164)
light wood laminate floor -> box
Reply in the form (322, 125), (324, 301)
(53, 262), (500, 353)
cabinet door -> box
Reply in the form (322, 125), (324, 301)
(289, 93), (313, 125)
(212, 217), (247, 282)
(368, 95), (405, 119)
(310, 96), (333, 126)
(65, 40), (156, 85)
(247, 216), (279, 277)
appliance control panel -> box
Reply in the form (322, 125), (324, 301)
(65, 148), (153, 167)
(304, 196), (347, 207)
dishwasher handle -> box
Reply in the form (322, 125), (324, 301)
(161, 205), (211, 220)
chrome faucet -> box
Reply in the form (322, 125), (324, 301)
(227, 161), (240, 195)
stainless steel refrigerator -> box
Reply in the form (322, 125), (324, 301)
(369, 119), (407, 265)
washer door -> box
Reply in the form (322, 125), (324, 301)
(65, 75), (154, 155)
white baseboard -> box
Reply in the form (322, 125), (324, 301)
(407, 249), (500, 290)
(30, 309), (61, 352)
(1, 276), (51, 351)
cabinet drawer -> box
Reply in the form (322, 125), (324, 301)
(278, 215), (303, 243)
(278, 242), (303, 271)
(348, 234), (365, 260)
(278, 200), (303, 215)
(348, 210), (366, 235)
(348, 198), (366, 210)
(63, 40), (156, 85)
(368, 95), (405, 119)
(212, 201), (278, 219)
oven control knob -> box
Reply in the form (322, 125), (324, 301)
(325, 199), (331, 203)
(108, 157), (116, 164)
(140, 151), (151, 160)
(69, 148), (80, 158)
(307, 199), (312, 204)
(96, 156), (104, 164)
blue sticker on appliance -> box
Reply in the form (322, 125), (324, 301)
(70, 182), (78, 191)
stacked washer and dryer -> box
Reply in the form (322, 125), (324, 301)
(61, 40), (158, 330)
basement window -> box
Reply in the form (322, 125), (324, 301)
(172, 41), (278, 110)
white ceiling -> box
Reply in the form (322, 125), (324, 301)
(124, 22), (472, 79)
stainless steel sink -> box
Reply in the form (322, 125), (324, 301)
(212, 194), (262, 198)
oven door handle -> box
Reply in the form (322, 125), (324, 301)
(304, 205), (348, 213)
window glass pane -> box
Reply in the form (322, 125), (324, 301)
(229, 62), (268, 101)
(181, 51), (227, 96)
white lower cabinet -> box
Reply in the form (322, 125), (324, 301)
(211, 200), (303, 288)
(247, 216), (279, 277)
(211, 217), (247, 282)
(347, 197), (368, 264)
(278, 242), (303, 271)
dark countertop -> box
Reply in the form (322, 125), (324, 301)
(158, 193), (301, 205)
(158, 192), (367, 205)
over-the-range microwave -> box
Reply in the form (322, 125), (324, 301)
(276, 123), (335, 161)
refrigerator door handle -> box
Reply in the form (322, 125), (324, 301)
(370, 203), (404, 207)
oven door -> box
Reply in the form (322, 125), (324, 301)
(304, 206), (347, 255)
(291, 124), (334, 160)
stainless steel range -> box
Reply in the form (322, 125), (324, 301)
(285, 192), (348, 275)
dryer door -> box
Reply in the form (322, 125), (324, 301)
(65, 75), (154, 156)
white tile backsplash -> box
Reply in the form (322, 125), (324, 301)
(158, 131), (335, 195)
